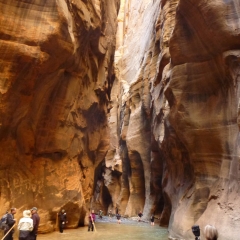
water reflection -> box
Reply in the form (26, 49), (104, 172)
(38, 220), (169, 240)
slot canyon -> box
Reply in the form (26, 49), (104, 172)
(0, 0), (240, 239)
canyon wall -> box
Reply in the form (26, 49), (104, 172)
(0, 0), (240, 239)
(103, 0), (240, 240)
(0, 0), (120, 232)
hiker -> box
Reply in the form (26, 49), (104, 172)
(116, 213), (121, 224)
(99, 210), (103, 219)
(58, 209), (68, 233)
(204, 225), (218, 240)
(150, 214), (155, 226)
(88, 210), (96, 231)
(4, 208), (17, 240)
(18, 210), (33, 240)
(29, 207), (40, 240)
(108, 209), (112, 219)
(138, 211), (143, 222)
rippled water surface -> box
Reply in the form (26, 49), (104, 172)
(38, 218), (169, 240)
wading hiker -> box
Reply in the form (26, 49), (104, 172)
(58, 209), (68, 233)
(116, 213), (121, 224)
(108, 209), (112, 219)
(4, 208), (17, 240)
(18, 210), (33, 240)
(150, 214), (157, 226)
(138, 211), (143, 222)
(98, 210), (103, 219)
(29, 207), (40, 240)
(88, 210), (96, 232)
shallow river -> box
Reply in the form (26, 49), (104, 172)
(38, 218), (169, 240)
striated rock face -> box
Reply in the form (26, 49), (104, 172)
(103, 0), (170, 221)
(104, 0), (240, 239)
(100, 0), (170, 217)
(166, 1), (240, 239)
(0, 0), (119, 232)
(0, 0), (240, 239)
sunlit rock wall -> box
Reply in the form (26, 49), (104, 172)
(106, 0), (240, 239)
(101, 0), (163, 219)
(0, 0), (119, 232)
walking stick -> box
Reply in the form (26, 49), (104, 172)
(1, 224), (16, 240)
(55, 212), (59, 231)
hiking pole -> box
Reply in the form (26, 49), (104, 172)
(1, 224), (16, 240)
(91, 215), (97, 232)
(55, 212), (59, 231)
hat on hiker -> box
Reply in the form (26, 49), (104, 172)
(23, 210), (31, 218)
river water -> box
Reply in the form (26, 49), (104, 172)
(38, 217), (169, 240)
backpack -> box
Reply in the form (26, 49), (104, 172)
(0, 213), (8, 230)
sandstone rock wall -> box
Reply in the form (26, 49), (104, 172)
(100, 0), (163, 219)
(104, 0), (240, 239)
(0, 0), (119, 232)
(0, 0), (240, 239)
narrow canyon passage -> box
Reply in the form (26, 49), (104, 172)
(0, 0), (239, 240)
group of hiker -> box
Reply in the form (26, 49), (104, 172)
(0, 207), (39, 240)
(88, 208), (158, 231)
(61, 209), (219, 240)
(107, 208), (121, 224)
(98, 209), (218, 239)
(0, 207), (69, 240)
(106, 209), (156, 225)
(60, 209), (220, 240)
(1, 207), (218, 240)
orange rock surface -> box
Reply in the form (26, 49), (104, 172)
(0, 0), (240, 239)
(0, 0), (119, 232)
(106, 0), (240, 239)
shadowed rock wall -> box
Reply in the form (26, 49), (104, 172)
(0, 0), (119, 232)
(103, 0), (240, 239)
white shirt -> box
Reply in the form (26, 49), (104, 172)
(18, 217), (33, 231)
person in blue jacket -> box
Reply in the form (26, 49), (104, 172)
(4, 208), (17, 240)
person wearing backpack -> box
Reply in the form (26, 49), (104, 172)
(4, 208), (17, 240)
